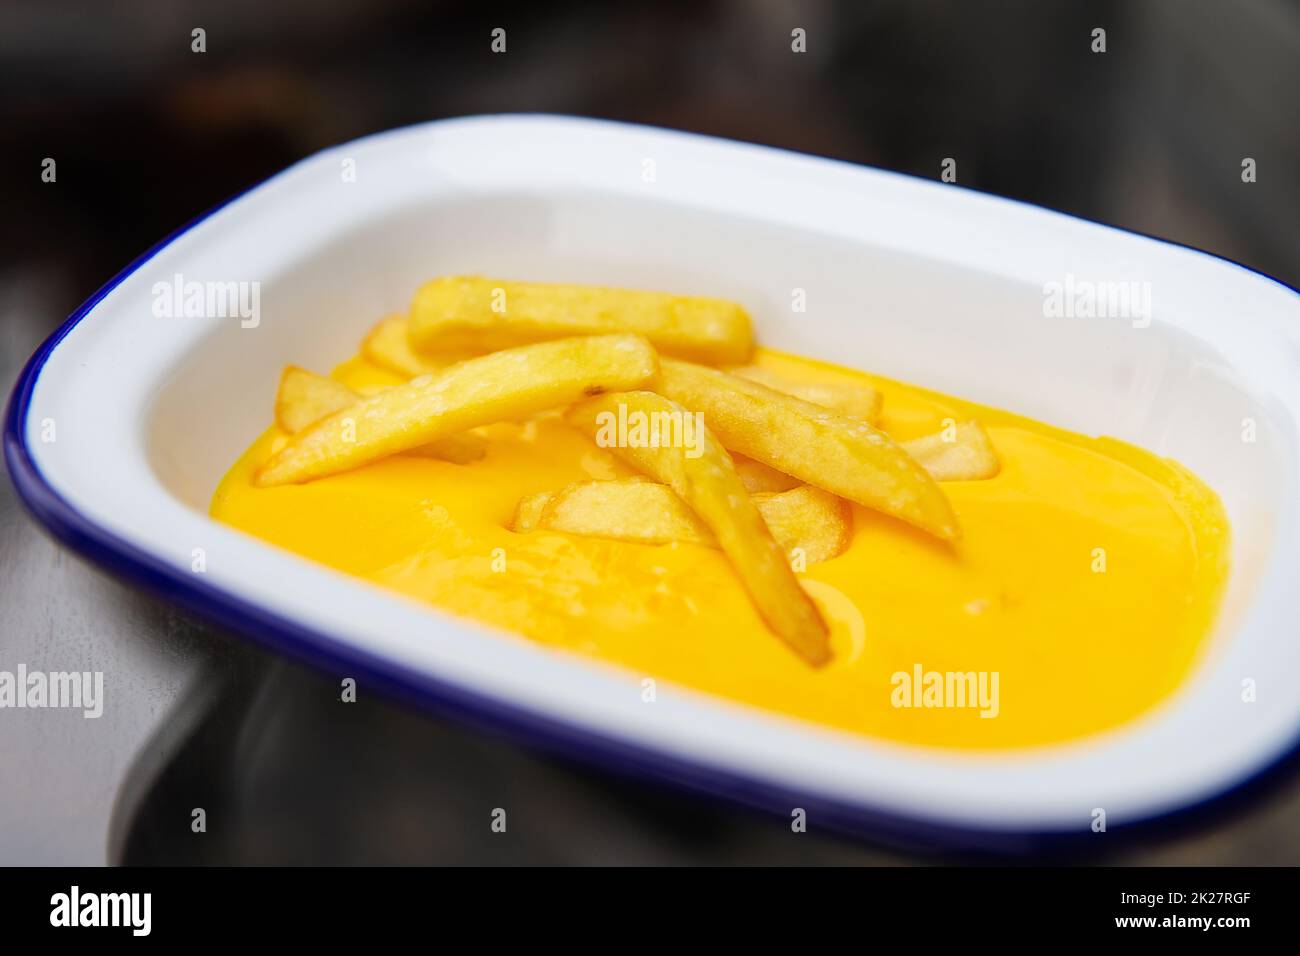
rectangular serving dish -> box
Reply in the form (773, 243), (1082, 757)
(8, 115), (1300, 851)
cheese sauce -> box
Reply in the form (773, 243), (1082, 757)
(212, 349), (1229, 750)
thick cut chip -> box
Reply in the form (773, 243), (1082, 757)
(534, 479), (715, 546)
(566, 391), (830, 665)
(902, 421), (1000, 481)
(731, 365), (882, 424)
(362, 314), (480, 379)
(656, 358), (960, 540)
(517, 478), (851, 565)
(274, 366), (488, 464)
(409, 276), (753, 365)
(275, 365), (357, 433)
(751, 485), (852, 565)
(361, 314), (447, 378)
(257, 334), (658, 486)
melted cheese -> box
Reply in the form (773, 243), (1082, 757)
(211, 348), (1229, 750)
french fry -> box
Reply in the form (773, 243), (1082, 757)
(361, 314), (447, 378)
(409, 276), (754, 365)
(732, 454), (800, 493)
(566, 391), (831, 665)
(274, 366), (488, 464)
(534, 478), (715, 546)
(751, 485), (852, 565)
(728, 370), (995, 481)
(656, 358), (960, 540)
(257, 334), (658, 486)
(902, 421), (1000, 481)
(275, 365), (357, 434)
(517, 478), (851, 565)
(731, 365), (882, 424)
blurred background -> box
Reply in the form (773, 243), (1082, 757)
(2, 0), (1298, 864)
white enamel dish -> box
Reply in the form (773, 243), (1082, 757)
(7, 115), (1300, 852)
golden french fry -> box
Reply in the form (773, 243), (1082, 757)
(257, 334), (658, 486)
(731, 365), (882, 424)
(540, 478), (715, 546)
(656, 358), (960, 540)
(274, 366), (488, 464)
(361, 314), (447, 378)
(751, 485), (852, 565)
(520, 478), (851, 566)
(275, 365), (357, 433)
(566, 391), (830, 665)
(409, 276), (754, 365)
(732, 454), (800, 493)
(902, 421), (1000, 481)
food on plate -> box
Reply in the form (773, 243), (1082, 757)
(212, 275), (1230, 750)
(256, 334), (658, 486)
(409, 276), (753, 365)
(566, 391), (831, 666)
(656, 358), (960, 540)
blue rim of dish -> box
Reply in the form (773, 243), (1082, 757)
(5, 114), (1300, 857)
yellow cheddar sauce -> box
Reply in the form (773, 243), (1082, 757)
(211, 349), (1230, 750)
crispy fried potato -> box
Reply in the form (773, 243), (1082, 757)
(362, 313), (481, 379)
(361, 314), (447, 378)
(275, 365), (357, 433)
(902, 421), (1000, 481)
(566, 391), (830, 665)
(274, 366), (489, 465)
(751, 485), (852, 565)
(257, 334), (658, 486)
(656, 358), (959, 540)
(519, 478), (851, 565)
(409, 276), (754, 365)
(732, 454), (801, 493)
(731, 365), (882, 424)
(537, 478), (715, 546)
